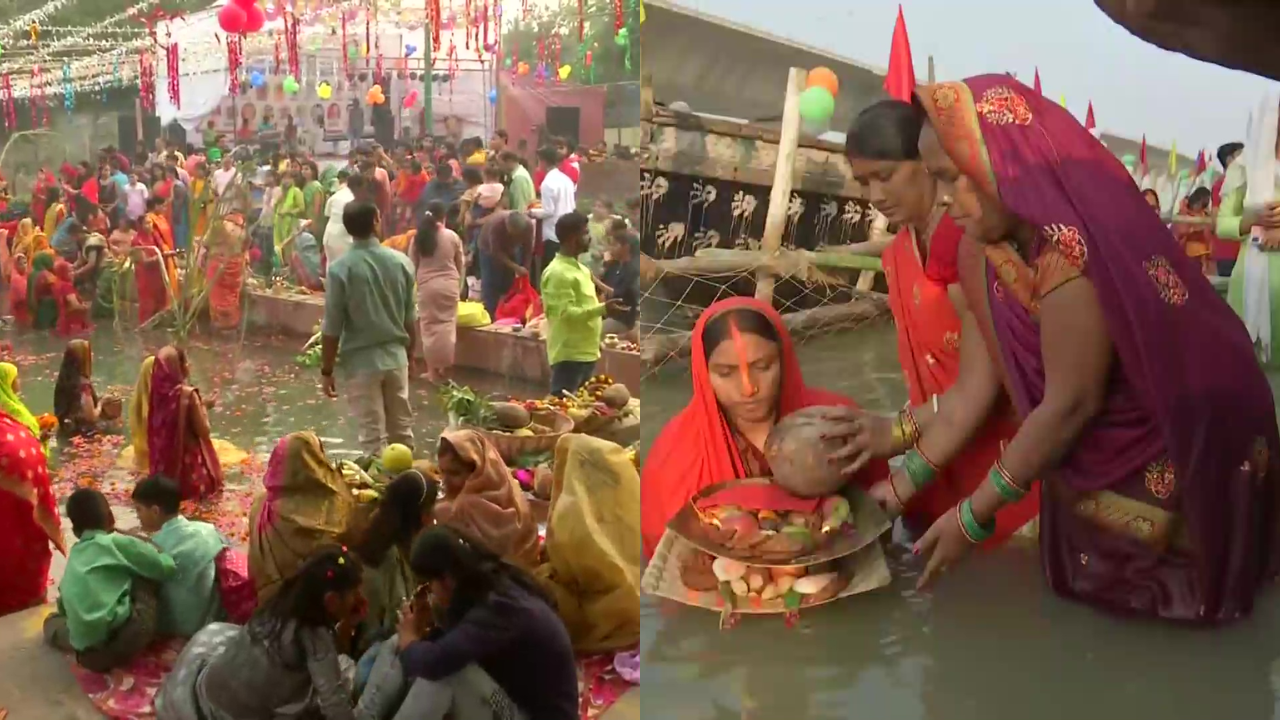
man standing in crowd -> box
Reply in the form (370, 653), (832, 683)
(477, 210), (535, 319)
(1212, 141), (1245, 277)
(123, 171), (149, 223)
(212, 152), (239, 198)
(319, 200), (417, 456)
(501, 150), (536, 213)
(541, 211), (628, 396)
(323, 173), (365, 267)
(537, 145), (578, 275)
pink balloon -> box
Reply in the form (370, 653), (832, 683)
(242, 3), (265, 33)
(403, 90), (419, 108)
(218, 3), (247, 34)
(231, 0), (256, 7)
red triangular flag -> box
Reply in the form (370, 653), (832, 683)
(883, 5), (916, 101)
(1033, 68), (1041, 96)
(1195, 149), (1207, 175)
(1140, 134), (1148, 170)
(1084, 101), (1096, 131)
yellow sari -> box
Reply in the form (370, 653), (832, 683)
(535, 435), (640, 653)
(42, 203), (64, 239)
(191, 177), (213, 243)
(128, 356), (155, 473)
(10, 219), (34, 269)
(248, 432), (354, 602)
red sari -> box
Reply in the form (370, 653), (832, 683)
(134, 214), (178, 324)
(0, 413), (64, 616)
(9, 265), (29, 327)
(148, 346), (223, 500)
(883, 216), (1039, 544)
(640, 297), (888, 558)
(52, 260), (90, 336)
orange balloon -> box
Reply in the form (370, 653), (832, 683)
(806, 66), (839, 96)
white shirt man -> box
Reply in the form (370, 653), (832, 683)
(212, 161), (239, 196)
(538, 162), (577, 250)
(323, 176), (361, 269)
(123, 178), (149, 221)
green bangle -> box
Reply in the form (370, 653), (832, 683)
(988, 465), (1026, 503)
(958, 498), (995, 544)
(902, 449), (937, 490)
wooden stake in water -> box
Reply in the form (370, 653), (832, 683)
(754, 67), (806, 307)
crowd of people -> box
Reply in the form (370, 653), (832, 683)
(644, 76), (1280, 626)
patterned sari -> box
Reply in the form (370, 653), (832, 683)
(208, 214), (248, 330)
(919, 76), (1280, 623)
(0, 413), (64, 616)
(147, 346), (223, 500)
(135, 213), (179, 324)
(883, 215), (1038, 543)
(248, 432), (353, 603)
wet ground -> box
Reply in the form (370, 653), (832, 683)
(640, 320), (1280, 720)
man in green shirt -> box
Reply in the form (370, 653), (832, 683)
(541, 211), (628, 396)
(320, 200), (418, 455)
(501, 150), (536, 212)
(45, 488), (176, 673)
(132, 475), (228, 637)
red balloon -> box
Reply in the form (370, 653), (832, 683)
(231, 0), (256, 7)
(242, 3), (265, 33)
(218, 3), (247, 34)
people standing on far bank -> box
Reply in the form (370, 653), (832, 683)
(320, 200), (418, 456)
(541, 211), (628, 396)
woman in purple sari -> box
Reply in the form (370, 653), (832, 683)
(826, 75), (1280, 624)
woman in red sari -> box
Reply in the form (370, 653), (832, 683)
(640, 297), (888, 558)
(9, 253), (29, 327)
(0, 412), (64, 616)
(828, 76), (1279, 624)
(133, 197), (178, 324)
(147, 345), (223, 500)
(843, 100), (1038, 544)
(51, 259), (90, 336)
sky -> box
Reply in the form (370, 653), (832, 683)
(665, 0), (1278, 157)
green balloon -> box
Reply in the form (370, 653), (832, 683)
(504, 56), (512, 69)
(614, 27), (629, 46)
(797, 86), (835, 124)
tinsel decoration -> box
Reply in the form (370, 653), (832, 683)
(364, 12), (370, 62)
(1, 74), (15, 131)
(273, 32), (282, 75)
(522, 0), (529, 20)
(285, 11), (300, 79)
(464, 0), (471, 50)
(375, 36), (383, 80)
(32, 64), (49, 127)
(578, 0), (585, 41)
(62, 62), (73, 113)
(482, 1), (490, 50)
(166, 36), (180, 108)
(139, 52), (156, 112)
(448, 40), (458, 96)
(112, 58), (121, 88)
(431, 0), (442, 52)
(341, 11), (349, 75)
(226, 34), (243, 95)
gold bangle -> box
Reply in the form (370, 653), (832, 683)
(898, 406), (922, 447)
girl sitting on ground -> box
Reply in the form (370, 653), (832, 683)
(359, 526), (578, 720)
(155, 546), (400, 720)
(44, 488), (176, 673)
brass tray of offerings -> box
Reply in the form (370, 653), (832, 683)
(666, 477), (892, 567)
(642, 530), (891, 616)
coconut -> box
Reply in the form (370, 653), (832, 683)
(492, 402), (532, 430)
(600, 383), (632, 410)
(763, 406), (854, 497)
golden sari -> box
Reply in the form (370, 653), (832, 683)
(42, 203), (65, 239)
(535, 435), (640, 653)
(436, 429), (540, 568)
(128, 356), (155, 473)
(248, 432), (354, 602)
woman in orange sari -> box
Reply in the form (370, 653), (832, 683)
(134, 196), (179, 324)
(0, 412), (64, 616)
(843, 100), (1039, 544)
(435, 428), (540, 568)
(207, 213), (248, 331)
(147, 345), (223, 500)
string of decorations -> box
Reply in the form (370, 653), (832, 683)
(0, 0), (163, 74)
(62, 62), (73, 112)
(2, 74), (15, 130)
(138, 51), (156, 111)
(166, 32), (180, 108)
(0, 0), (76, 41)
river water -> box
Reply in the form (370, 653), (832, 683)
(640, 320), (1280, 720)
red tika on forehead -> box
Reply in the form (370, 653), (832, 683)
(727, 317), (759, 397)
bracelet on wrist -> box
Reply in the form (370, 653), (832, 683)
(886, 471), (907, 512)
(897, 405), (922, 447)
(902, 448), (938, 491)
(957, 498), (995, 544)
(988, 460), (1027, 503)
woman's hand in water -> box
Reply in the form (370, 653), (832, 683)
(867, 469), (912, 518)
(815, 407), (899, 476)
(913, 507), (975, 590)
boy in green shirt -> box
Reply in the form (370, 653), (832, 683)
(44, 488), (176, 672)
(132, 475), (228, 637)
(541, 211), (629, 395)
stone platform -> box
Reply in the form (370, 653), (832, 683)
(246, 290), (644, 396)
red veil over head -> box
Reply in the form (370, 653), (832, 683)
(641, 297), (886, 558)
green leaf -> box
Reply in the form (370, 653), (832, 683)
(783, 589), (803, 611)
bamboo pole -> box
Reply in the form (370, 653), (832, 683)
(927, 54), (936, 84)
(754, 67), (807, 305)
